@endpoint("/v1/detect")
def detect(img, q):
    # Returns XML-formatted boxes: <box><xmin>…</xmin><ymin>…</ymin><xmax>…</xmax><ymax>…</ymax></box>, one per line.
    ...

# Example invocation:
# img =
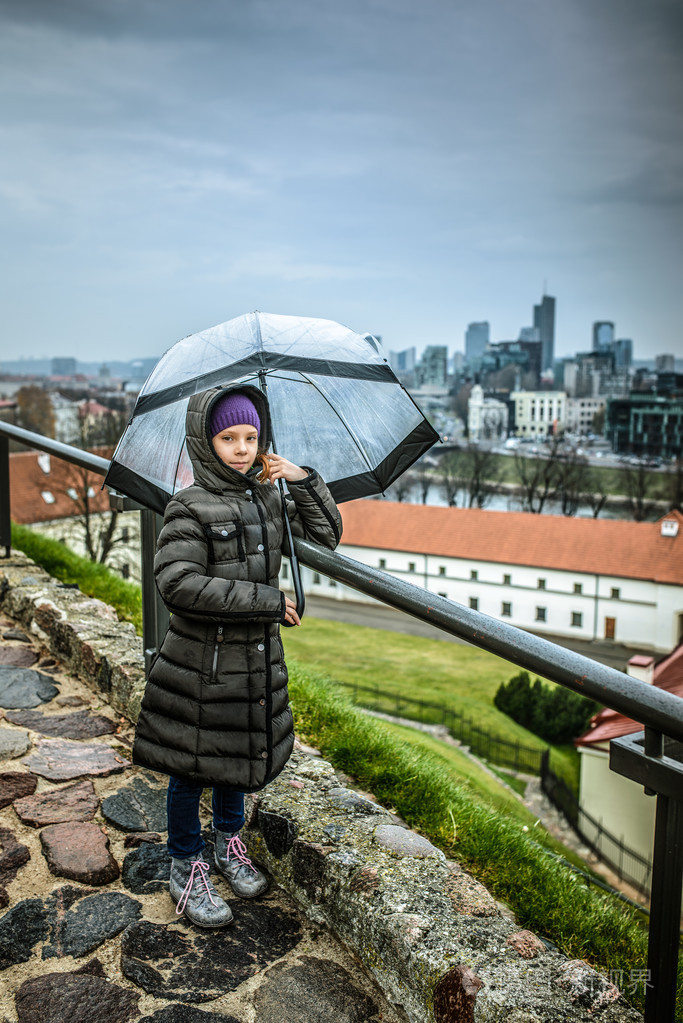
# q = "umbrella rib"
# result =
<box><xmin>296</xmin><ymin>372</ymin><xmax>375</xmax><ymax>474</ymax></box>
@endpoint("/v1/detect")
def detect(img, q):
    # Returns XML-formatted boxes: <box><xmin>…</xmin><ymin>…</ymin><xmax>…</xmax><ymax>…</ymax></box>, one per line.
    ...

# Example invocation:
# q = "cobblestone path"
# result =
<box><xmin>0</xmin><ymin>615</ymin><xmax>404</xmax><ymax>1023</ymax></box>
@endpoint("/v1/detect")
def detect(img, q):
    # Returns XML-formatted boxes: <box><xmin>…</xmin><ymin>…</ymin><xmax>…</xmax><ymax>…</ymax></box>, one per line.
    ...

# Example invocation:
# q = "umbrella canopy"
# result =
<box><xmin>105</xmin><ymin>312</ymin><xmax>439</xmax><ymax>514</ymax></box>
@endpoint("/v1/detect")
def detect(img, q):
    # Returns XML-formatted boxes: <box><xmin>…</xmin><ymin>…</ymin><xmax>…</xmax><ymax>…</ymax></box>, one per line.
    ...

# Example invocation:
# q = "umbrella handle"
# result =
<box><xmin>278</xmin><ymin>480</ymin><xmax>305</xmax><ymax>626</ymax></box>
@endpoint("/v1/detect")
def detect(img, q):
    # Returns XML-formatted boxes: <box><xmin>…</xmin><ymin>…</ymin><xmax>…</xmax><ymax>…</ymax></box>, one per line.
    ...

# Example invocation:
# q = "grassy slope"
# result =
<box><xmin>283</xmin><ymin>616</ymin><xmax>581</xmax><ymax>790</ymax></box>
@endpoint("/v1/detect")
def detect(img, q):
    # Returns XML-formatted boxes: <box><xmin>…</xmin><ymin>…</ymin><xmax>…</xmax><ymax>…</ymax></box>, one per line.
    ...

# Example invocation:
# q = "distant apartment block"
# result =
<box><xmin>655</xmin><ymin>353</ymin><xmax>675</xmax><ymax>374</ymax></box>
<box><xmin>51</xmin><ymin>357</ymin><xmax>77</xmax><ymax>377</ymax></box>
<box><xmin>607</xmin><ymin>393</ymin><xmax>683</xmax><ymax>458</ymax></box>
<box><xmin>303</xmin><ymin>502</ymin><xmax>683</xmax><ymax>653</ymax></box>
<box><xmin>465</xmin><ymin>321</ymin><xmax>489</xmax><ymax>361</ymax></box>
<box><xmin>566</xmin><ymin>397</ymin><xmax>606</xmax><ymax>436</ymax></box>
<box><xmin>510</xmin><ymin>390</ymin><xmax>566</xmax><ymax>438</ymax></box>
<box><xmin>612</xmin><ymin>338</ymin><xmax>633</xmax><ymax>370</ymax></box>
<box><xmin>388</xmin><ymin>347</ymin><xmax>416</xmax><ymax>375</ymax></box>
<box><xmin>417</xmin><ymin>345</ymin><xmax>448</xmax><ymax>387</ymax></box>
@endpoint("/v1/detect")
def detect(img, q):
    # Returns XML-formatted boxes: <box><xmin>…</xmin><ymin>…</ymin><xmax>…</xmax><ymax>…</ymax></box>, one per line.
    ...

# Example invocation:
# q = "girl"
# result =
<box><xmin>133</xmin><ymin>385</ymin><xmax>342</xmax><ymax>927</ymax></box>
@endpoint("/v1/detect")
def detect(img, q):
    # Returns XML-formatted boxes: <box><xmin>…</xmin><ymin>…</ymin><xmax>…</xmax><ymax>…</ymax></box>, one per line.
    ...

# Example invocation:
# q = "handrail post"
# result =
<box><xmin>140</xmin><ymin>508</ymin><xmax>168</xmax><ymax>676</ymax></box>
<box><xmin>0</xmin><ymin>434</ymin><xmax>10</xmax><ymax>557</ymax></box>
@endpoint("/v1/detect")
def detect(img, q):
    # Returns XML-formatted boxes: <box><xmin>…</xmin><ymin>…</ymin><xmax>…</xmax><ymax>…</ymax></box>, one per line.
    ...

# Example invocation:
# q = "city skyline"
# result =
<box><xmin>1</xmin><ymin>0</ymin><xmax>682</xmax><ymax>365</ymax></box>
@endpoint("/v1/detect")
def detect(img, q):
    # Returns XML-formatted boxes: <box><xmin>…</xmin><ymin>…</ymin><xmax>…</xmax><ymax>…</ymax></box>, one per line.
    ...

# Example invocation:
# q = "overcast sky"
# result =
<box><xmin>1</xmin><ymin>0</ymin><xmax>682</xmax><ymax>366</ymax></box>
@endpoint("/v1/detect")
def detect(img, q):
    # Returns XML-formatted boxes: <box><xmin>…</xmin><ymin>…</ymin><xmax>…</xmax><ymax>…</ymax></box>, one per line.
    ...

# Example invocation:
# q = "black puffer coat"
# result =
<box><xmin>132</xmin><ymin>385</ymin><xmax>342</xmax><ymax>791</ymax></box>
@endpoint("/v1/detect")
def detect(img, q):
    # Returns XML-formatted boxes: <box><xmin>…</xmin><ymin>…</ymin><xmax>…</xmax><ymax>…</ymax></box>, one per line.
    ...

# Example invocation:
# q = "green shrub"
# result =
<box><xmin>494</xmin><ymin>670</ymin><xmax>598</xmax><ymax>744</ymax></box>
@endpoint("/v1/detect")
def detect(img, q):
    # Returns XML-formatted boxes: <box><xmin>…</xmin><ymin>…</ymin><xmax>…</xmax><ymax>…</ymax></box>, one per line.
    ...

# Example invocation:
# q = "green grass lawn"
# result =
<box><xmin>283</xmin><ymin>616</ymin><xmax>581</xmax><ymax>789</ymax></box>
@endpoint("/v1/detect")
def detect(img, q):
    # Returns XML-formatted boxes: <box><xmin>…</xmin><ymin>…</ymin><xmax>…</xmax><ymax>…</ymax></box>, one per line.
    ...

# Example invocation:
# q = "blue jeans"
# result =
<box><xmin>166</xmin><ymin>775</ymin><xmax>245</xmax><ymax>860</ymax></box>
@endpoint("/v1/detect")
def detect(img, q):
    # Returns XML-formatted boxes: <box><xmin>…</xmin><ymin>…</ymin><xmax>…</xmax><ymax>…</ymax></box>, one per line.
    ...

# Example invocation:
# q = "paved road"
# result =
<box><xmin>302</xmin><ymin>595</ymin><xmax>637</xmax><ymax>671</ymax></box>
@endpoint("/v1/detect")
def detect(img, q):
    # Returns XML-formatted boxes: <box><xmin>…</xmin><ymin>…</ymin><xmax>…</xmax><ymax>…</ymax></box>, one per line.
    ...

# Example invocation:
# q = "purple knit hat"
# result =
<box><xmin>209</xmin><ymin>392</ymin><xmax>261</xmax><ymax>438</ymax></box>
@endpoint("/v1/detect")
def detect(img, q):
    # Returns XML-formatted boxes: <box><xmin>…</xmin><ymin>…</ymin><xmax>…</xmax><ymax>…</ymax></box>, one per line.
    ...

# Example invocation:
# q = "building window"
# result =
<box><xmin>573</xmin><ymin>582</ymin><xmax>582</xmax><ymax>594</ymax></box>
<box><xmin>121</xmin><ymin>564</ymin><xmax>129</xmax><ymax>579</ymax></box>
<box><xmin>121</xmin><ymin>527</ymin><xmax>129</xmax><ymax>543</ymax></box>
<box><xmin>571</xmin><ymin>612</ymin><xmax>582</xmax><ymax>627</ymax></box>
<box><xmin>470</xmin><ymin>569</ymin><xmax>478</xmax><ymax>580</ymax></box>
<box><xmin>312</xmin><ymin>572</ymin><xmax>321</xmax><ymax>584</ymax></box>
<box><xmin>503</xmin><ymin>573</ymin><xmax>511</xmax><ymax>585</ymax></box>
<box><xmin>379</xmin><ymin>558</ymin><xmax>386</xmax><ymax>569</ymax></box>
<box><xmin>329</xmin><ymin>579</ymin><xmax>337</xmax><ymax>588</ymax></box>
<box><xmin>537</xmin><ymin>578</ymin><xmax>546</xmax><ymax>590</ymax></box>
<box><xmin>501</xmin><ymin>602</ymin><xmax>512</xmax><ymax>617</ymax></box>
<box><xmin>611</xmin><ymin>587</ymin><xmax>620</xmax><ymax>599</ymax></box>
<box><xmin>469</xmin><ymin>597</ymin><xmax>478</xmax><ymax>610</ymax></box>
<box><xmin>535</xmin><ymin>607</ymin><xmax>546</xmax><ymax>622</ymax></box>
<box><xmin>408</xmin><ymin>562</ymin><xmax>416</xmax><ymax>573</ymax></box>
<box><xmin>439</xmin><ymin>566</ymin><xmax>446</xmax><ymax>576</ymax></box>
<box><xmin>281</xmin><ymin>563</ymin><xmax>289</xmax><ymax>579</ymax></box>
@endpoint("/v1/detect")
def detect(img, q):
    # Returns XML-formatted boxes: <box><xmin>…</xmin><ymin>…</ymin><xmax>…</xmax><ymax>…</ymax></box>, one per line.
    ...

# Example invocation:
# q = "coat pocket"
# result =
<box><xmin>204</xmin><ymin>521</ymin><xmax>246</xmax><ymax>564</ymax></box>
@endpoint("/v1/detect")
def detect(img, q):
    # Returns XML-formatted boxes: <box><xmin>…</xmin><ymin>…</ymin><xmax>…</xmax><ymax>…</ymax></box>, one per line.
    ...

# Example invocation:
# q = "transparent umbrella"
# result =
<box><xmin>105</xmin><ymin>311</ymin><xmax>439</xmax><ymax>514</ymax></box>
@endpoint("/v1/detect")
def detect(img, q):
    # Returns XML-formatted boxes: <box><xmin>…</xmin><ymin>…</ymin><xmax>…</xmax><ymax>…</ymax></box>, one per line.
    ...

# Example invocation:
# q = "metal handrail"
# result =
<box><xmin>1</xmin><ymin>419</ymin><xmax>681</xmax><ymax>1022</ymax></box>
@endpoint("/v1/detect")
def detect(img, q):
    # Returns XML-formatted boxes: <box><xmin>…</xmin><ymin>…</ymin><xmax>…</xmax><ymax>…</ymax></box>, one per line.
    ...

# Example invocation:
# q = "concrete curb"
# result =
<box><xmin>1</xmin><ymin>549</ymin><xmax>644</xmax><ymax>1023</ymax></box>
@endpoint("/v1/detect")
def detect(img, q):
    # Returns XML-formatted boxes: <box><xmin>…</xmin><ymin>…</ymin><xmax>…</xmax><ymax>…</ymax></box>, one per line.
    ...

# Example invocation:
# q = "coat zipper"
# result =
<box><xmin>211</xmin><ymin>625</ymin><xmax>224</xmax><ymax>682</ymax></box>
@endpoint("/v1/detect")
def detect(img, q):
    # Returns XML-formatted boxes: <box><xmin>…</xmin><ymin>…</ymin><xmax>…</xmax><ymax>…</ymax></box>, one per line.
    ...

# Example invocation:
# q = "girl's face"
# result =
<box><xmin>212</xmin><ymin>423</ymin><xmax>259</xmax><ymax>474</ymax></box>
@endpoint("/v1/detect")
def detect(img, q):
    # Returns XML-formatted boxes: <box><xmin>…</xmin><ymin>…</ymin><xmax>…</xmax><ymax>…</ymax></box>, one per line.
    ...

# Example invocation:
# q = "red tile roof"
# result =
<box><xmin>575</xmin><ymin>644</ymin><xmax>683</xmax><ymax>747</ymax></box>
<box><xmin>9</xmin><ymin>450</ymin><xmax>111</xmax><ymax>525</ymax></box>
<box><xmin>338</xmin><ymin>500</ymin><xmax>683</xmax><ymax>585</ymax></box>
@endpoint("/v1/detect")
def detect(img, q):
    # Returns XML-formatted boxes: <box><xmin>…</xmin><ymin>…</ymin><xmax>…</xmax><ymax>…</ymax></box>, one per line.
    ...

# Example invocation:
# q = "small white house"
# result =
<box><xmin>467</xmin><ymin>384</ymin><xmax>508</xmax><ymax>443</ymax></box>
<box><xmin>575</xmin><ymin>647</ymin><xmax>683</xmax><ymax>876</ymax></box>
<box><xmin>303</xmin><ymin>501</ymin><xmax>683</xmax><ymax>654</ymax></box>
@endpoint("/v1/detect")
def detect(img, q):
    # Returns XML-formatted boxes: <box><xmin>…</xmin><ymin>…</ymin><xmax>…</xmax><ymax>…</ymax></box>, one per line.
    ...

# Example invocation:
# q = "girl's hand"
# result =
<box><xmin>283</xmin><ymin>595</ymin><xmax>301</xmax><ymax>626</ymax></box>
<box><xmin>267</xmin><ymin>454</ymin><xmax>307</xmax><ymax>484</ymax></box>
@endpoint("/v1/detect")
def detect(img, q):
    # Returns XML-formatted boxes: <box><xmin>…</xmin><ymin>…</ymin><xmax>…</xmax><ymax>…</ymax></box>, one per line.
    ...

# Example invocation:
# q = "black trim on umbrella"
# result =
<box><xmin>104</xmin><ymin>460</ymin><xmax>171</xmax><ymax>516</ymax></box>
<box><xmin>329</xmin><ymin>419</ymin><xmax>441</xmax><ymax>504</ymax></box>
<box><xmin>105</xmin><ymin>417</ymin><xmax>440</xmax><ymax>514</ymax></box>
<box><xmin>134</xmin><ymin>354</ymin><xmax>395</xmax><ymax>417</ymax></box>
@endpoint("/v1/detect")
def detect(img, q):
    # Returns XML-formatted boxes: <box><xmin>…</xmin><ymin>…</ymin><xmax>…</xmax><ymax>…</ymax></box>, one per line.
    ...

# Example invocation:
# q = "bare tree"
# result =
<box><xmin>451</xmin><ymin>383</ymin><xmax>472</xmax><ymax>434</ymax></box>
<box><xmin>387</xmin><ymin>474</ymin><xmax>414</xmax><ymax>503</ymax></box>
<box><xmin>439</xmin><ymin>454</ymin><xmax>462</xmax><ymax>507</ymax></box>
<box><xmin>413</xmin><ymin>465</ymin><xmax>434</xmax><ymax>504</ymax></box>
<box><xmin>438</xmin><ymin>445</ymin><xmax>500</xmax><ymax>508</ymax></box>
<box><xmin>581</xmin><ymin>470</ymin><xmax>609</xmax><ymax>519</ymax></box>
<box><xmin>662</xmin><ymin>458</ymin><xmax>683</xmax><ymax>513</ymax></box>
<box><xmin>460</xmin><ymin>444</ymin><xmax>500</xmax><ymax>508</ymax></box>
<box><xmin>53</xmin><ymin>408</ymin><xmax>128</xmax><ymax>566</ymax></box>
<box><xmin>620</xmin><ymin>462</ymin><xmax>659</xmax><ymax>522</ymax></box>
<box><xmin>554</xmin><ymin>443</ymin><xmax>589</xmax><ymax>516</ymax></box>
<box><xmin>513</xmin><ymin>436</ymin><xmax>563</xmax><ymax>514</ymax></box>
<box><xmin>15</xmin><ymin>386</ymin><xmax>55</xmax><ymax>438</ymax></box>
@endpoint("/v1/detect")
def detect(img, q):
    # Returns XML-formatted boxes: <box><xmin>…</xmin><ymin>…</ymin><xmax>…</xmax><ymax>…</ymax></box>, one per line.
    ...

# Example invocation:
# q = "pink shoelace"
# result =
<box><xmin>175</xmin><ymin>858</ymin><xmax>219</xmax><ymax>915</ymax></box>
<box><xmin>225</xmin><ymin>834</ymin><xmax>258</xmax><ymax>874</ymax></box>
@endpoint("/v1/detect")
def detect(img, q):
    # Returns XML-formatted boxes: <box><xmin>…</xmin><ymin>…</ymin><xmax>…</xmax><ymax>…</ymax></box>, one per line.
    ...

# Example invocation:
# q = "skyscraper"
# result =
<box><xmin>592</xmin><ymin>322</ymin><xmax>615</xmax><ymax>352</ymax></box>
<box><xmin>533</xmin><ymin>295</ymin><xmax>555</xmax><ymax>372</ymax></box>
<box><xmin>612</xmin><ymin>339</ymin><xmax>633</xmax><ymax>370</ymax></box>
<box><xmin>465</xmin><ymin>321</ymin><xmax>489</xmax><ymax>361</ymax></box>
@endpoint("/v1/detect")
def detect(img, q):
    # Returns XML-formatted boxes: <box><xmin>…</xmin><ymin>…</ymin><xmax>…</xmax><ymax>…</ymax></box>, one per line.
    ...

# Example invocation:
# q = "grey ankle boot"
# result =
<box><xmin>169</xmin><ymin>854</ymin><xmax>233</xmax><ymax>928</ymax></box>
<box><xmin>214</xmin><ymin>829</ymin><xmax>268</xmax><ymax>899</ymax></box>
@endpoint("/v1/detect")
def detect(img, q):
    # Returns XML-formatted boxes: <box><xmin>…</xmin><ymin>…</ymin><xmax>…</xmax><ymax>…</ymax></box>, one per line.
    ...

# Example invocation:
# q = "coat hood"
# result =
<box><xmin>185</xmin><ymin>385</ymin><xmax>272</xmax><ymax>492</ymax></box>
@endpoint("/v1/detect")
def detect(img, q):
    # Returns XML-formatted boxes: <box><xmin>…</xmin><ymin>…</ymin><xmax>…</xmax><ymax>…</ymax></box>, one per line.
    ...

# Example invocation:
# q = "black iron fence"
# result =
<box><xmin>540</xmin><ymin>750</ymin><xmax>653</xmax><ymax>898</ymax></box>
<box><xmin>1</xmin><ymin>420</ymin><xmax>682</xmax><ymax>1023</ymax></box>
<box><xmin>334</xmin><ymin>679</ymin><xmax>543</xmax><ymax>774</ymax></box>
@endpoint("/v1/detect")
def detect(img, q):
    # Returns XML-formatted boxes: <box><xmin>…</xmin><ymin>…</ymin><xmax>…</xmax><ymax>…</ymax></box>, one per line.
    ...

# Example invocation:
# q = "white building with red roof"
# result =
<box><xmin>575</xmin><ymin>646</ymin><xmax>683</xmax><ymax>865</ymax></box>
<box><xmin>320</xmin><ymin>501</ymin><xmax>683</xmax><ymax>653</ymax></box>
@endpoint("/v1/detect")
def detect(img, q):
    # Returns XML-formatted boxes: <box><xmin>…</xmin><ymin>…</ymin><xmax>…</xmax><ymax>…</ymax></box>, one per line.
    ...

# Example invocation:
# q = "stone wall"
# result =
<box><xmin>0</xmin><ymin>550</ymin><xmax>644</xmax><ymax>1023</ymax></box>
